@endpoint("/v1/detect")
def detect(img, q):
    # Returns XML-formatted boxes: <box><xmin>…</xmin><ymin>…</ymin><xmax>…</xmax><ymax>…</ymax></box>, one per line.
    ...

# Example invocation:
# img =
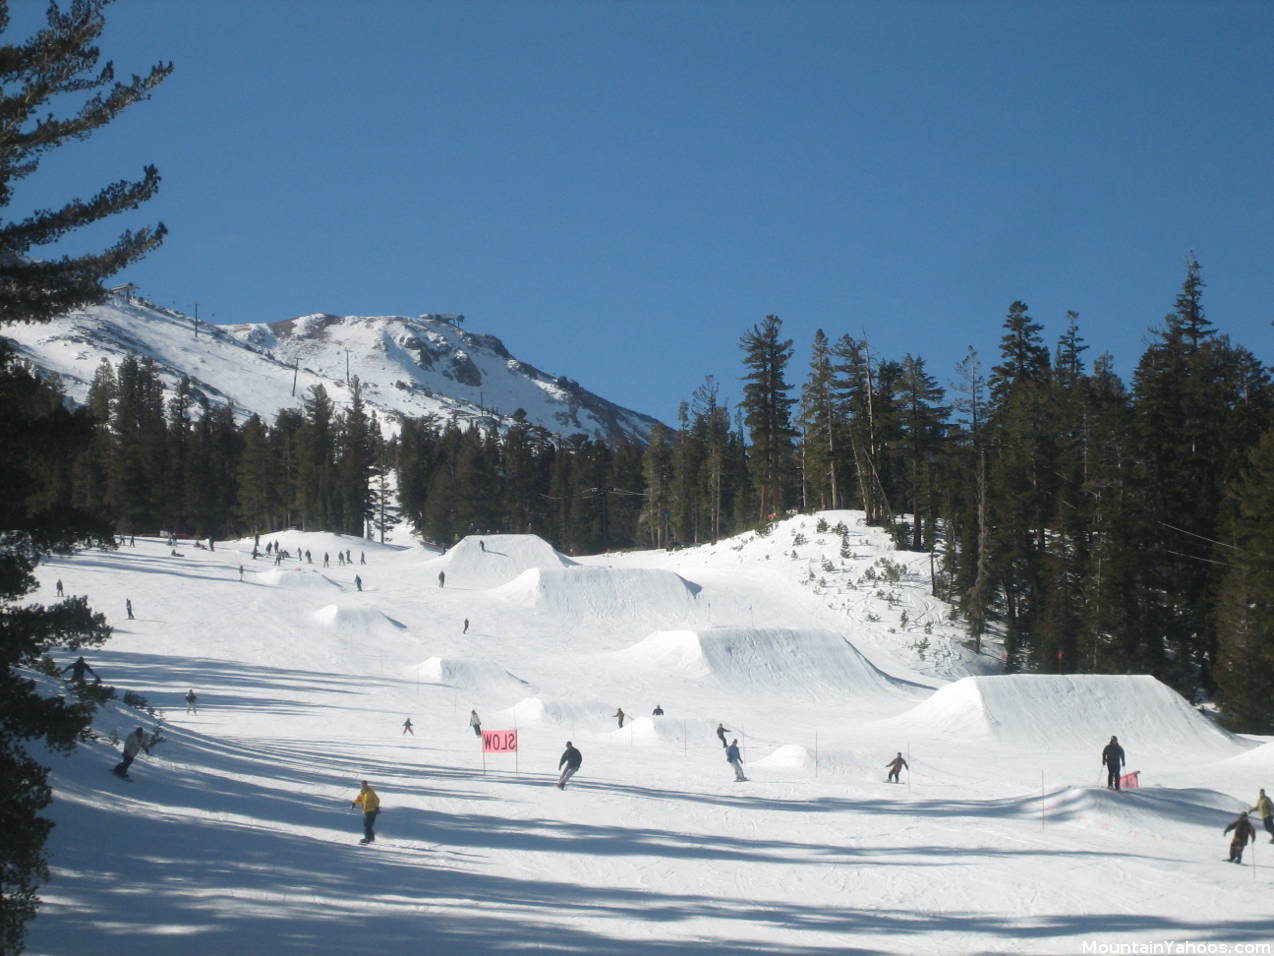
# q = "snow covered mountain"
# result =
<box><xmin>0</xmin><ymin>294</ymin><xmax>662</xmax><ymax>441</ymax></box>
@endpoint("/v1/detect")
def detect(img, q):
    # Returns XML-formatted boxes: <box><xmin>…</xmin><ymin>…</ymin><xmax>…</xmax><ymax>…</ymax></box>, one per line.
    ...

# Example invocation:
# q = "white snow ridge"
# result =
<box><xmin>24</xmin><ymin>518</ymin><xmax>1274</xmax><ymax>955</ymax></box>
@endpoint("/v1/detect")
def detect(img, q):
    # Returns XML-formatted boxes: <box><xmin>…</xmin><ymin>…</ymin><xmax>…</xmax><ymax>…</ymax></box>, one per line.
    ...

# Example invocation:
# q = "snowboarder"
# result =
<box><xmin>469</xmin><ymin>710</ymin><xmax>482</xmax><ymax>737</ymax></box>
<box><xmin>402</xmin><ymin>717</ymin><xmax>414</xmax><ymax>736</ymax></box>
<box><xmin>238</xmin><ymin>564</ymin><xmax>244</xmax><ymax>581</ymax></box>
<box><xmin>61</xmin><ymin>656</ymin><xmax>99</xmax><ymax>684</ymax></box>
<box><xmin>355</xmin><ymin>575</ymin><xmax>362</xmax><ymax>592</ymax></box>
<box><xmin>323</xmin><ymin>552</ymin><xmax>329</xmax><ymax>567</ymax></box>
<box><xmin>345</xmin><ymin>549</ymin><xmax>352</xmax><ymax>565</ymax></box>
<box><xmin>338</xmin><ymin>552</ymin><xmax>345</xmax><ymax>566</ymax></box>
<box><xmin>1224</xmin><ymin>811</ymin><xmax>1256</xmax><ymax>863</ymax></box>
<box><xmin>1101</xmin><ymin>736</ymin><xmax>1126</xmax><ymax>790</ymax></box>
<box><xmin>479</xmin><ymin>540</ymin><xmax>485</xmax><ymax>552</ymax></box>
<box><xmin>886</xmin><ymin>752</ymin><xmax>908</xmax><ymax>783</ymax></box>
<box><xmin>726</xmin><ymin>738</ymin><xmax>747</xmax><ymax>781</ymax></box>
<box><xmin>652</xmin><ymin>704</ymin><xmax>664</xmax><ymax>716</ymax></box>
<box><xmin>126</xmin><ymin>598</ymin><xmax>134</xmax><ymax>620</ymax></box>
<box><xmin>305</xmin><ymin>549</ymin><xmax>312</xmax><ymax>564</ymax></box>
<box><xmin>1251</xmin><ymin>789</ymin><xmax>1273</xmax><ymax>842</ymax></box>
<box><xmin>463</xmin><ymin>618</ymin><xmax>469</xmax><ymax>634</ymax></box>
<box><xmin>351</xmin><ymin>780</ymin><xmax>381</xmax><ymax>844</ymax></box>
<box><xmin>715</xmin><ymin>723</ymin><xmax>730</xmax><ymax>748</ymax></box>
<box><xmin>557</xmin><ymin>741</ymin><xmax>582</xmax><ymax>789</ymax></box>
<box><xmin>438</xmin><ymin>570</ymin><xmax>445</xmax><ymax>588</ymax></box>
<box><xmin>185</xmin><ymin>689</ymin><xmax>198</xmax><ymax>714</ymax></box>
<box><xmin>55</xmin><ymin>578</ymin><xmax>63</xmax><ymax>597</ymax></box>
<box><xmin>113</xmin><ymin>727</ymin><xmax>150</xmax><ymax>779</ymax></box>
<box><xmin>360</xmin><ymin>551</ymin><xmax>366</xmax><ymax>565</ymax></box>
<box><xmin>612</xmin><ymin>708</ymin><xmax>625</xmax><ymax>729</ymax></box>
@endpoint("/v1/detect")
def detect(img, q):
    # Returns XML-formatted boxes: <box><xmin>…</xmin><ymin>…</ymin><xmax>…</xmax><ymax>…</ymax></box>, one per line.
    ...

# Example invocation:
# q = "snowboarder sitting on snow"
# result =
<box><xmin>352</xmin><ymin>780</ymin><xmax>380</xmax><ymax>844</ymax></box>
<box><xmin>61</xmin><ymin>656</ymin><xmax>99</xmax><ymax>684</ymax></box>
<box><xmin>886</xmin><ymin>752</ymin><xmax>908</xmax><ymax>783</ymax></box>
<box><xmin>726</xmin><ymin>739</ymin><xmax>747</xmax><ymax>781</ymax></box>
<box><xmin>1101</xmin><ymin>735</ymin><xmax>1126</xmax><ymax>790</ymax></box>
<box><xmin>1251</xmin><ymin>789</ymin><xmax>1273</xmax><ymax>842</ymax></box>
<box><xmin>557</xmin><ymin>741</ymin><xmax>582</xmax><ymax>789</ymax></box>
<box><xmin>469</xmin><ymin>710</ymin><xmax>482</xmax><ymax>737</ymax></box>
<box><xmin>612</xmin><ymin>708</ymin><xmax>625</xmax><ymax>728</ymax></box>
<box><xmin>113</xmin><ymin>727</ymin><xmax>150</xmax><ymax>779</ymax></box>
<box><xmin>1224</xmin><ymin>811</ymin><xmax>1255</xmax><ymax>863</ymax></box>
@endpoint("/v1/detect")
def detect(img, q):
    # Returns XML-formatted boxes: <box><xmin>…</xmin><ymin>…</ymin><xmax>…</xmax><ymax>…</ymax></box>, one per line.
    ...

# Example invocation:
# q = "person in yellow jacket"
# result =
<box><xmin>351</xmin><ymin>780</ymin><xmax>380</xmax><ymax>844</ymax></box>
<box><xmin>1251</xmin><ymin>788</ymin><xmax>1273</xmax><ymax>843</ymax></box>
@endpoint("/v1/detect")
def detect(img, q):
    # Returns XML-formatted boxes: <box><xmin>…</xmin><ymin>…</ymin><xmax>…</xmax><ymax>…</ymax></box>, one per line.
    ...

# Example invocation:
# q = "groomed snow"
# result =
<box><xmin>23</xmin><ymin>515</ymin><xmax>1274</xmax><ymax>955</ymax></box>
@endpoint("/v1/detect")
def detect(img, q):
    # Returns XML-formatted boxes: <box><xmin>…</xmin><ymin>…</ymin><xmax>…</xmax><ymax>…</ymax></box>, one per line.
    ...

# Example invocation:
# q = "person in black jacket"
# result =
<box><xmin>557</xmin><ymin>741</ymin><xmax>582</xmax><ymax>789</ymax></box>
<box><xmin>1101</xmin><ymin>736</ymin><xmax>1126</xmax><ymax>790</ymax></box>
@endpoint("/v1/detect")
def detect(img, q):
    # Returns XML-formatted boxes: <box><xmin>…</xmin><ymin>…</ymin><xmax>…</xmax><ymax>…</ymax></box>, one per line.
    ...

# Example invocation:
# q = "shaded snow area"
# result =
<box><xmin>25</xmin><ymin>513</ymin><xmax>1274</xmax><ymax>954</ymax></box>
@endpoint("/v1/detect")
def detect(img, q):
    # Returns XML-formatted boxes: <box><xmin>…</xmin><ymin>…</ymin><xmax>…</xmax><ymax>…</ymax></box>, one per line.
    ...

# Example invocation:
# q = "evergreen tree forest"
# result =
<box><xmin>21</xmin><ymin>254</ymin><xmax>1271</xmax><ymax>731</ymax></box>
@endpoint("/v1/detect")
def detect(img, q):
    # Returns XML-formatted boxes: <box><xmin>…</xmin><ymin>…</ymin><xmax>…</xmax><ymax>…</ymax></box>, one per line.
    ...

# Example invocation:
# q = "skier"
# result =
<box><xmin>612</xmin><ymin>708</ymin><xmax>625</xmax><ymax>729</ymax></box>
<box><xmin>886</xmin><ymin>752</ymin><xmax>908</xmax><ymax>783</ymax></box>
<box><xmin>438</xmin><ymin>570</ymin><xmax>445</xmax><ymax>588</ymax></box>
<box><xmin>1251</xmin><ymin>788</ymin><xmax>1274</xmax><ymax>842</ymax></box>
<box><xmin>56</xmin><ymin>578</ymin><xmax>63</xmax><ymax>597</ymax></box>
<box><xmin>652</xmin><ymin>704</ymin><xmax>664</xmax><ymax>716</ymax></box>
<box><xmin>463</xmin><ymin>618</ymin><xmax>469</xmax><ymax>634</ymax></box>
<box><xmin>61</xmin><ymin>656</ymin><xmax>99</xmax><ymax>684</ymax></box>
<box><xmin>338</xmin><ymin>552</ymin><xmax>345</xmax><ymax>566</ymax></box>
<box><xmin>1101</xmin><ymin>735</ymin><xmax>1126</xmax><ymax>790</ymax></box>
<box><xmin>305</xmin><ymin>549</ymin><xmax>312</xmax><ymax>564</ymax></box>
<box><xmin>355</xmin><ymin>575</ymin><xmax>362</xmax><ymax>592</ymax></box>
<box><xmin>479</xmin><ymin>540</ymin><xmax>485</xmax><ymax>552</ymax></box>
<box><xmin>402</xmin><ymin>717</ymin><xmax>414</xmax><ymax>736</ymax></box>
<box><xmin>238</xmin><ymin>564</ymin><xmax>244</xmax><ymax>581</ymax></box>
<box><xmin>126</xmin><ymin>598</ymin><xmax>134</xmax><ymax>620</ymax></box>
<box><xmin>469</xmin><ymin>710</ymin><xmax>482</xmax><ymax>737</ymax></box>
<box><xmin>1224</xmin><ymin>811</ymin><xmax>1256</xmax><ymax>863</ymax></box>
<box><xmin>360</xmin><ymin>551</ymin><xmax>366</xmax><ymax>565</ymax></box>
<box><xmin>726</xmin><ymin>738</ymin><xmax>747</xmax><ymax>782</ymax></box>
<box><xmin>185</xmin><ymin>689</ymin><xmax>198</xmax><ymax>714</ymax></box>
<box><xmin>323</xmin><ymin>552</ymin><xmax>329</xmax><ymax>567</ymax></box>
<box><xmin>113</xmin><ymin>726</ymin><xmax>150</xmax><ymax>779</ymax></box>
<box><xmin>557</xmin><ymin>741</ymin><xmax>582</xmax><ymax>789</ymax></box>
<box><xmin>351</xmin><ymin>780</ymin><xmax>381</xmax><ymax>844</ymax></box>
<box><xmin>715</xmin><ymin>723</ymin><xmax>730</xmax><ymax>748</ymax></box>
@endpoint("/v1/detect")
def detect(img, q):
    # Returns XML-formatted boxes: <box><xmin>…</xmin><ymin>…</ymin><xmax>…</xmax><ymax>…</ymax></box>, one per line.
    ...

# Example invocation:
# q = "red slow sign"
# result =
<box><xmin>482</xmin><ymin>730</ymin><xmax>518</xmax><ymax>753</ymax></box>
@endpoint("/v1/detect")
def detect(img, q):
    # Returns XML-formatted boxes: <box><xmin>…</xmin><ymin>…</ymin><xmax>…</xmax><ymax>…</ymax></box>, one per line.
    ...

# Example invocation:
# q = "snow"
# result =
<box><xmin>22</xmin><ymin>513</ymin><xmax>1274</xmax><ymax>954</ymax></box>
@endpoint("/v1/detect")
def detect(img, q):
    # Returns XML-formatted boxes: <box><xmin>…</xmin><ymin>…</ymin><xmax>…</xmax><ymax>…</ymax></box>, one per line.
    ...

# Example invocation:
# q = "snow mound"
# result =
<box><xmin>503</xmin><ymin>696</ymin><xmax>616</xmax><ymax>727</ymax></box>
<box><xmin>1046</xmin><ymin>785</ymin><xmax>1248</xmax><ymax>833</ymax></box>
<box><xmin>895</xmin><ymin>674</ymin><xmax>1249</xmax><ymax>754</ymax></box>
<box><xmin>416</xmin><ymin>657</ymin><xmax>531</xmax><ymax>694</ymax></box>
<box><xmin>424</xmin><ymin>534</ymin><xmax>576</xmax><ymax>589</ymax></box>
<box><xmin>753</xmin><ymin>744</ymin><xmax>814</xmax><ymax>771</ymax></box>
<box><xmin>257</xmin><ymin>567</ymin><xmax>340</xmax><ymax>589</ymax></box>
<box><xmin>494</xmin><ymin>566</ymin><xmax>702</xmax><ymax>624</ymax></box>
<box><xmin>312</xmin><ymin>604</ymin><xmax>407</xmax><ymax>637</ymax></box>
<box><xmin>616</xmin><ymin>628</ymin><xmax>927</xmax><ymax>704</ymax></box>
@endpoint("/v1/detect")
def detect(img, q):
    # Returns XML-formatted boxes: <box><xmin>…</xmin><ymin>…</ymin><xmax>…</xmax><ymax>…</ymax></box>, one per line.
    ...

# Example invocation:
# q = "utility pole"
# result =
<box><xmin>291</xmin><ymin>358</ymin><xmax>299</xmax><ymax>397</ymax></box>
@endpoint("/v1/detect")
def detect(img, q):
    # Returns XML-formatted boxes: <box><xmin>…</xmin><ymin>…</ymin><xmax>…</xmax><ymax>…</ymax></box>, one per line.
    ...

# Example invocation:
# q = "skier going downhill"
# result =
<box><xmin>352</xmin><ymin>780</ymin><xmax>380</xmax><ymax>844</ymax></box>
<box><xmin>557</xmin><ymin>741</ymin><xmax>582</xmax><ymax>789</ymax></box>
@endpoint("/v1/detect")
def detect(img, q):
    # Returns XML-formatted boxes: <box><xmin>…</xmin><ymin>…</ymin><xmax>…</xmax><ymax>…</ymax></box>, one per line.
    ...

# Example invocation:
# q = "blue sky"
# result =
<box><xmin>13</xmin><ymin>0</ymin><xmax>1273</xmax><ymax>424</ymax></box>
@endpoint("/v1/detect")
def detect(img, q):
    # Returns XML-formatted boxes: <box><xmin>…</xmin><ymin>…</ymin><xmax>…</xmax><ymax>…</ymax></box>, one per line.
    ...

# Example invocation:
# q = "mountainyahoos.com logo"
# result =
<box><xmin>1082</xmin><ymin>943</ymin><xmax>1271</xmax><ymax>955</ymax></box>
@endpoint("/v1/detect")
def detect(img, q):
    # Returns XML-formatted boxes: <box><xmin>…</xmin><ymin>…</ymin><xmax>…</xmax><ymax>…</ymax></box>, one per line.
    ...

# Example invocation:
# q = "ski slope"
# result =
<box><xmin>22</xmin><ymin>513</ymin><xmax>1274</xmax><ymax>954</ymax></box>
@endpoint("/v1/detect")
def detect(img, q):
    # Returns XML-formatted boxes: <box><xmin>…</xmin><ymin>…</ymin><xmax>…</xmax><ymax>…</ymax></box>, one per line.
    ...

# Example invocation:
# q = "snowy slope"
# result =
<box><xmin>21</xmin><ymin>513</ymin><xmax>1274</xmax><ymax>955</ymax></box>
<box><xmin>1</xmin><ymin>296</ymin><xmax>661</xmax><ymax>441</ymax></box>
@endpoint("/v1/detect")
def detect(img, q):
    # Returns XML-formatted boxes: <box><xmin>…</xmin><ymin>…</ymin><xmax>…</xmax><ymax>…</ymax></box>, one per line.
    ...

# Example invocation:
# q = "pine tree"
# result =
<box><xmin>895</xmin><ymin>354</ymin><xmax>947</xmax><ymax>551</ymax></box>
<box><xmin>800</xmin><ymin>330</ymin><xmax>842</xmax><ymax>511</ymax></box>
<box><xmin>0</xmin><ymin>6</ymin><xmax>170</xmax><ymax>945</ymax></box>
<box><xmin>738</xmin><ymin>315</ymin><xmax>797</xmax><ymax>522</ymax></box>
<box><xmin>1213</xmin><ymin>428</ymin><xmax>1274</xmax><ymax>731</ymax></box>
